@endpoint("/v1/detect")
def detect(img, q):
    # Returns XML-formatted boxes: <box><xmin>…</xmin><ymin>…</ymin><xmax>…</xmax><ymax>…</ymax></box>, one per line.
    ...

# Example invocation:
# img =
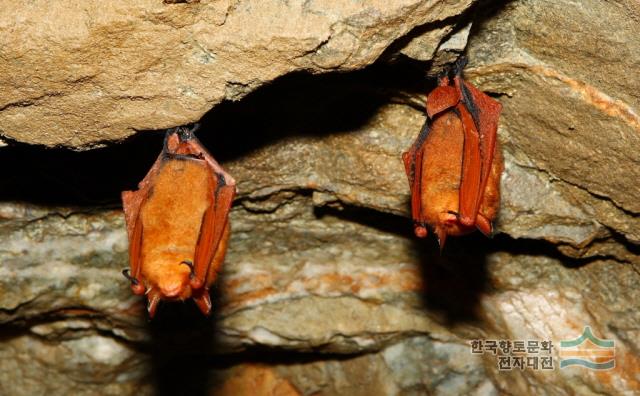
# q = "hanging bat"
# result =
<box><xmin>402</xmin><ymin>56</ymin><xmax>503</xmax><ymax>249</ymax></box>
<box><xmin>121</xmin><ymin>124</ymin><xmax>236</xmax><ymax>317</ymax></box>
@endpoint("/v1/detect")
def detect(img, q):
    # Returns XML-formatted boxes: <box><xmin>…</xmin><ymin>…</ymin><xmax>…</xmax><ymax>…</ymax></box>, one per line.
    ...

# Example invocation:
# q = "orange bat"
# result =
<box><xmin>402</xmin><ymin>57</ymin><xmax>503</xmax><ymax>249</ymax></box>
<box><xmin>121</xmin><ymin>124</ymin><xmax>236</xmax><ymax>317</ymax></box>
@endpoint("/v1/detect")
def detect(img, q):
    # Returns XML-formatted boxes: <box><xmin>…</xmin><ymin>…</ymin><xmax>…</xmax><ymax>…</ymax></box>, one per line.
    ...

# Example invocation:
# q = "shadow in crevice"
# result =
<box><xmin>414</xmin><ymin>229</ymin><xmax>630</xmax><ymax>323</ymax></box>
<box><xmin>414</xmin><ymin>229</ymin><xmax>637</xmax><ymax>322</ymax></box>
<box><xmin>312</xmin><ymin>203</ymin><xmax>490</xmax><ymax>324</ymax></box>
<box><xmin>195</xmin><ymin>60</ymin><xmax>430</xmax><ymax>163</ymax></box>
<box><xmin>311</xmin><ymin>200</ymin><xmax>487</xmax><ymax>320</ymax></box>
<box><xmin>414</xmin><ymin>233</ymin><xmax>490</xmax><ymax>324</ymax></box>
<box><xmin>145</xmin><ymin>284</ymin><xmax>225</xmax><ymax>396</ymax></box>
<box><xmin>0</xmin><ymin>132</ymin><xmax>163</xmax><ymax>206</ymax></box>
<box><xmin>0</xmin><ymin>58</ymin><xmax>430</xmax><ymax>207</ymax></box>
<box><xmin>606</xmin><ymin>230</ymin><xmax>640</xmax><ymax>259</ymax></box>
<box><xmin>310</xmin><ymin>202</ymin><xmax>625</xmax><ymax>325</ymax></box>
<box><xmin>313</xmin><ymin>204</ymin><xmax>413</xmax><ymax>239</ymax></box>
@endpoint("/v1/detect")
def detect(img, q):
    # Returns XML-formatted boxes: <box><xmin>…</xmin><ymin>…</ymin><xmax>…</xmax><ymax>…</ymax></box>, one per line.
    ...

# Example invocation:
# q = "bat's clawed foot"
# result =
<box><xmin>180</xmin><ymin>260</ymin><xmax>195</xmax><ymax>278</ymax></box>
<box><xmin>437</xmin><ymin>67</ymin><xmax>451</xmax><ymax>86</ymax></box>
<box><xmin>434</xmin><ymin>226</ymin><xmax>448</xmax><ymax>253</ymax></box>
<box><xmin>476</xmin><ymin>214</ymin><xmax>494</xmax><ymax>237</ymax></box>
<box><xmin>413</xmin><ymin>221</ymin><xmax>428</xmax><ymax>238</ymax></box>
<box><xmin>437</xmin><ymin>56</ymin><xmax>467</xmax><ymax>86</ymax></box>
<box><xmin>147</xmin><ymin>292</ymin><xmax>161</xmax><ymax>318</ymax></box>
<box><xmin>193</xmin><ymin>290</ymin><xmax>212</xmax><ymax>316</ymax></box>
<box><xmin>123</xmin><ymin>269</ymin><xmax>145</xmax><ymax>295</ymax></box>
<box><xmin>122</xmin><ymin>269</ymin><xmax>138</xmax><ymax>285</ymax></box>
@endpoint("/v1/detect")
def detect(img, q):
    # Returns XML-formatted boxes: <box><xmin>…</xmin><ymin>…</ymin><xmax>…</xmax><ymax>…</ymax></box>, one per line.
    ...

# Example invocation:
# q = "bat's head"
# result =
<box><xmin>143</xmin><ymin>258</ymin><xmax>193</xmax><ymax>317</ymax></box>
<box><xmin>157</xmin><ymin>265</ymin><xmax>192</xmax><ymax>296</ymax></box>
<box><xmin>175</xmin><ymin>124</ymin><xmax>197</xmax><ymax>141</ymax></box>
<box><xmin>164</xmin><ymin>123</ymin><xmax>202</xmax><ymax>155</ymax></box>
<box><xmin>433</xmin><ymin>212</ymin><xmax>467</xmax><ymax>251</ymax></box>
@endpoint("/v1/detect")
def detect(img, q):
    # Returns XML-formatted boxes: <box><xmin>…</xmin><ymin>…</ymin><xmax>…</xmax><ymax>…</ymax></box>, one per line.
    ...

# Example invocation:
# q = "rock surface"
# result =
<box><xmin>465</xmin><ymin>0</ymin><xmax>640</xmax><ymax>244</ymax></box>
<box><xmin>1</xmin><ymin>0</ymin><xmax>640</xmax><ymax>396</ymax></box>
<box><xmin>0</xmin><ymin>0</ymin><xmax>474</xmax><ymax>147</ymax></box>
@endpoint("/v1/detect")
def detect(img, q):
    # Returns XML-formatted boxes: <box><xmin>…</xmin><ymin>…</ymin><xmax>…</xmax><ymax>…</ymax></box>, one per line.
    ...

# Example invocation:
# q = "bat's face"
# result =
<box><xmin>142</xmin><ymin>256</ymin><xmax>194</xmax><ymax>316</ymax></box>
<box><xmin>142</xmin><ymin>252</ymin><xmax>193</xmax><ymax>300</ymax></box>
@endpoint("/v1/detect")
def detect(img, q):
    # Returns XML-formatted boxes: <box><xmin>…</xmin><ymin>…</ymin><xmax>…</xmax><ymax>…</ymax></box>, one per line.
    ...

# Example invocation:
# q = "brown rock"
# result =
<box><xmin>466</xmin><ymin>0</ymin><xmax>640</xmax><ymax>242</ymax></box>
<box><xmin>2</xmin><ymin>192</ymin><xmax>639</xmax><ymax>395</ymax></box>
<box><xmin>0</xmin><ymin>333</ymin><xmax>149</xmax><ymax>396</ymax></box>
<box><xmin>216</xmin><ymin>365</ymin><xmax>301</xmax><ymax>396</ymax></box>
<box><xmin>0</xmin><ymin>0</ymin><xmax>475</xmax><ymax>147</ymax></box>
<box><xmin>212</xmin><ymin>336</ymin><xmax>491</xmax><ymax>395</ymax></box>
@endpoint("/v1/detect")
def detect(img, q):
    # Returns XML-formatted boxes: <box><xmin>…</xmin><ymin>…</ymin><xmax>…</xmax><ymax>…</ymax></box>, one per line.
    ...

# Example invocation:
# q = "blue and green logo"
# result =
<box><xmin>559</xmin><ymin>326</ymin><xmax>615</xmax><ymax>370</ymax></box>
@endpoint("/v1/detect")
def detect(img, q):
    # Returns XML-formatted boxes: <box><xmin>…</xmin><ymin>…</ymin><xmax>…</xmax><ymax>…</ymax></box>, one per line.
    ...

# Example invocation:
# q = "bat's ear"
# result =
<box><xmin>164</xmin><ymin>126</ymin><xmax>179</xmax><ymax>137</ymax></box>
<box><xmin>189</xmin><ymin>123</ymin><xmax>200</xmax><ymax>134</ymax></box>
<box><xmin>147</xmin><ymin>292</ymin><xmax>161</xmax><ymax>318</ymax></box>
<box><xmin>435</xmin><ymin>226</ymin><xmax>447</xmax><ymax>252</ymax></box>
<box><xmin>163</xmin><ymin>127</ymin><xmax>178</xmax><ymax>151</ymax></box>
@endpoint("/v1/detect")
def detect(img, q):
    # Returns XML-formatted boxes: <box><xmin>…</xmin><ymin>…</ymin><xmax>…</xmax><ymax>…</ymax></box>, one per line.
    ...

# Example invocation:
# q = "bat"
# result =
<box><xmin>121</xmin><ymin>124</ymin><xmax>236</xmax><ymax>317</ymax></box>
<box><xmin>402</xmin><ymin>56</ymin><xmax>503</xmax><ymax>249</ymax></box>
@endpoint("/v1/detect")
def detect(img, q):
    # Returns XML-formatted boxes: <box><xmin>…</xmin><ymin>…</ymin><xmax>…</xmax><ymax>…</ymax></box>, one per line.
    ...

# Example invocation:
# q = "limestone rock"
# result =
<box><xmin>0</xmin><ymin>334</ymin><xmax>150</xmax><ymax>396</ymax></box>
<box><xmin>465</xmin><ymin>0</ymin><xmax>640</xmax><ymax>243</ymax></box>
<box><xmin>2</xmin><ymin>197</ymin><xmax>638</xmax><ymax>395</ymax></box>
<box><xmin>224</xmin><ymin>99</ymin><xmax>609</xmax><ymax>249</ymax></box>
<box><xmin>211</xmin><ymin>336</ymin><xmax>491</xmax><ymax>395</ymax></box>
<box><xmin>0</xmin><ymin>0</ymin><xmax>475</xmax><ymax>147</ymax></box>
<box><xmin>216</xmin><ymin>365</ymin><xmax>301</xmax><ymax>396</ymax></box>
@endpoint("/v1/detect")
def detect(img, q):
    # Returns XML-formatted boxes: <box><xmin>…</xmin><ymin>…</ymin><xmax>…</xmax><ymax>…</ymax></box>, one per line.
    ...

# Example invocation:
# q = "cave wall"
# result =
<box><xmin>1</xmin><ymin>1</ymin><xmax>639</xmax><ymax>395</ymax></box>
